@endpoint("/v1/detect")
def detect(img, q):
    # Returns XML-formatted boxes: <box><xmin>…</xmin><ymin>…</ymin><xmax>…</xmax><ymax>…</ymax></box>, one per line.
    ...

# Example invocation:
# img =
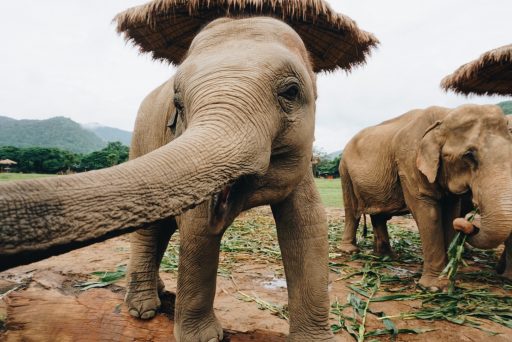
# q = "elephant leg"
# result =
<box><xmin>497</xmin><ymin>234</ymin><xmax>512</xmax><ymax>280</ymax></box>
<box><xmin>340</xmin><ymin>209</ymin><xmax>361</xmax><ymax>254</ymax></box>
<box><xmin>402</xmin><ymin>188</ymin><xmax>448</xmax><ymax>291</ymax></box>
<box><xmin>271</xmin><ymin>173</ymin><xmax>334</xmax><ymax>341</ymax></box>
<box><xmin>340</xmin><ymin>170</ymin><xmax>361</xmax><ymax>254</ymax></box>
<box><xmin>370</xmin><ymin>214</ymin><xmax>393</xmax><ymax>256</ymax></box>
<box><xmin>126</xmin><ymin>218</ymin><xmax>176</xmax><ymax>319</ymax></box>
<box><xmin>174</xmin><ymin>203</ymin><xmax>224</xmax><ymax>342</ymax></box>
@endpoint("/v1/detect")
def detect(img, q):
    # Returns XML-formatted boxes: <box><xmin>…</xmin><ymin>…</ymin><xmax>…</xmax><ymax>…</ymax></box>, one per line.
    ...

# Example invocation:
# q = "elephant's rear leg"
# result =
<box><xmin>497</xmin><ymin>234</ymin><xmax>512</xmax><ymax>280</ymax></box>
<box><xmin>370</xmin><ymin>214</ymin><xmax>393</xmax><ymax>256</ymax></box>
<box><xmin>340</xmin><ymin>209</ymin><xmax>361</xmax><ymax>254</ymax></box>
<box><xmin>126</xmin><ymin>219</ymin><xmax>176</xmax><ymax>319</ymax></box>
<box><xmin>340</xmin><ymin>164</ymin><xmax>361</xmax><ymax>254</ymax></box>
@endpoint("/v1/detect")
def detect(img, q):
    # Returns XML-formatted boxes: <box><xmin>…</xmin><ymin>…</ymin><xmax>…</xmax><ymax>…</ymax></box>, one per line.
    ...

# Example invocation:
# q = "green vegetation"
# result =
<box><xmin>497</xmin><ymin>100</ymin><xmax>512</xmax><ymax>115</ymax></box>
<box><xmin>77</xmin><ymin>142</ymin><xmax>129</xmax><ymax>171</ymax></box>
<box><xmin>315</xmin><ymin>178</ymin><xmax>343</xmax><ymax>207</ymax></box>
<box><xmin>0</xmin><ymin>173</ymin><xmax>54</xmax><ymax>182</ymax></box>
<box><xmin>330</xmin><ymin>224</ymin><xmax>511</xmax><ymax>340</ymax></box>
<box><xmin>0</xmin><ymin>142</ymin><xmax>129</xmax><ymax>174</ymax></box>
<box><xmin>313</xmin><ymin>148</ymin><xmax>342</xmax><ymax>177</ymax></box>
<box><xmin>75</xmin><ymin>265</ymin><xmax>127</xmax><ymax>290</ymax></box>
<box><xmin>0</xmin><ymin>116</ymin><xmax>106</xmax><ymax>153</ymax></box>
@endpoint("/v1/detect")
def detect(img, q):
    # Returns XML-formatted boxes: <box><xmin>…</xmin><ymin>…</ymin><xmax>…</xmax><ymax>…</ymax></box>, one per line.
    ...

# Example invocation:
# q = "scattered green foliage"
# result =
<box><xmin>441</xmin><ymin>209</ymin><xmax>478</xmax><ymax>294</ymax></box>
<box><xmin>376</xmin><ymin>289</ymin><xmax>512</xmax><ymax>332</ymax></box>
<box><xmin>237</xmin><ymin>291</ymin><xmax>289</xmax><ymax>321</ymax></box>
<box><xmin>330</xmin><ymin>218</ymin><xmax>511</xmax><ymax>340</ymax></box>
<box><xmin>441</xmin><ymin>232</ymin><xmax>467</xmax><ymax>294</ymax></box>
<box><xmin>75</xmin><ymin>265</ymin><xmax>127</xmax><ymax>290</ymax></box>
<box><xmin>160</xmin><ymin>244</ymin><xmax>180</xmax><ymax>273</ymax></box>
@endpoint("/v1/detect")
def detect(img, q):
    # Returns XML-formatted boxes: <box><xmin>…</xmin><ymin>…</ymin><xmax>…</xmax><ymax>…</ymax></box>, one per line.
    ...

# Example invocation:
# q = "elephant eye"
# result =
<box><xmin>173</xmin><ymin>95</ymin><xmax>184</xmax><ymax>113</ymax></box>
<box><xmin>462</xmin><ymin>150</ymin><xmax>478</xmax><ymax>165</ymax></box>
<box><xmin>279</xmin><ymin>84</ymin><xmax>300</xmax><ymax>101</ymax></box>
<box><xmin>168</xmin><ymin>95</ymin><xmax>183</xmax><ymax>133</ymax></box>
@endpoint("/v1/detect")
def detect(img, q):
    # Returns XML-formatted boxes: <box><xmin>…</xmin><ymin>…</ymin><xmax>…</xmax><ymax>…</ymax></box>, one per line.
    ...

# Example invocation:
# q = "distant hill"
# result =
<box><xmin>82</xmin><ymin>123</ymin><xmax>132</xmax><ymax>146</ymax></box>
<box><xmin>0</xmin><ymin>116</ymin><xmax>107</xmax><ymax>154</ymax></box>
<box><xmin>326</xmin><ymin>150</ymin><xmax>343</xmax><ymax>160</ymax></box>
<box><xmin>498</xmin><ymin>100</ymin><xmax>512</xmax><ymax>115</ymax></box>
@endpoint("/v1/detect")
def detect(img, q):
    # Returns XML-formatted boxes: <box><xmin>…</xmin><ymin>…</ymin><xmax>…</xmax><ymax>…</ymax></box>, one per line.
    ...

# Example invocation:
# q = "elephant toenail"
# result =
<box><xmin>129</xmin><ymin>309</ymin><xmax>140</xmax><ymax>318</ymax></box>
<box><xmin>207</xmin><ymin>338</ymin><xmax>219</xmax><ymax>342</ymax></box>
<box><xmin>141</xmin><ymin>310</ymin><xmax>156</xmax><ymax>319</ymax></box>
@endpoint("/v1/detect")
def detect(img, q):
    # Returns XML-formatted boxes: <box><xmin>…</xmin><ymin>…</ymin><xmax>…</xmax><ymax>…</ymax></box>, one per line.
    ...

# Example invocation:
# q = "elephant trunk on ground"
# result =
<box><xmin>0</xmin><ymin>121</ymin><xmax>271</xmax><ymax>271</ymax></box>
<box><xmin>467</xmin><ymin>176</ymin><xmax>512</xmax><ymax>249</ymax></box>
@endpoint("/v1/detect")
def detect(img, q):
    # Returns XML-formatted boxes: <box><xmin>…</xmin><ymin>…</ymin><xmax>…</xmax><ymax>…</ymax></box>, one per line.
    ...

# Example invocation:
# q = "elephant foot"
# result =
<box><xmin>373</xmin><ymin>241</ymin><xmax>394</xmax><ymax>258</ymax></box>
<box><xmin>339</xmin><ymin>242</ymin><xmax>359</xmax><ymax>254</ymax></box>
<box><xmin>417</xmin><ymin>274</ymin><xmax>448</xmax><ymax>292</ymax></box>
<box><xmin>125</xmin><ymin>275</ymin><xmax>167</xmax><ymax>320</ymax></box>
<box><xmin>175</xmin><ymin>312</ymin><xmax>223</xmax><ymax>342</ymax></box>
<box><xmin>126</xmin><ymin>289</ymin><xmax>161</xmax><ymax>319</ymax></box>
<box><xmin>500</xmin><ymin>271</ymin><xmax>512</xmax><ymax>282</ymax></box>
<box><xmin>496</xmin><ymin>249</ymin><xmax>507</xmax><ymax>275</ymax></box>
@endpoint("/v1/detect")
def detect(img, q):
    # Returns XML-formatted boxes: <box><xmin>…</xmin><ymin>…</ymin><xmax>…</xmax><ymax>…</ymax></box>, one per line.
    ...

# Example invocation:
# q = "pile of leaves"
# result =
<box><xmin>329</xmin><ymin>220</ymin><xmax>511</xmax><ymax>341</ymax></box>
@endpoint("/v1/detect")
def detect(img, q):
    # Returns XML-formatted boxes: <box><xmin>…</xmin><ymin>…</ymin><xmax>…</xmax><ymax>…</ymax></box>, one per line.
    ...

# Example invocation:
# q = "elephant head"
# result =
<box><xmin>0</xmin><ymin>2</ymin><xmax>377</xmax><ymax>271</ymax></box>
<box><xmin>417</xmin><ymin>104</ymin><xmax>512</xmax><ymax>249</ymax></box>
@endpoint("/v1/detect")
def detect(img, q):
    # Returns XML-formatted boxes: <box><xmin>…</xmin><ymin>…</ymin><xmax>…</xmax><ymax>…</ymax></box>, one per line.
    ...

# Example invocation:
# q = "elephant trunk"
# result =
<box><xmin>0</xmin><ymin>121</ymin><xmax>271</xmax><ymax>271</ymax></box>
<box><xmin>467</xmin><ymin>176</ymin><xmax>512</xmax><ymax>249</ymax></box>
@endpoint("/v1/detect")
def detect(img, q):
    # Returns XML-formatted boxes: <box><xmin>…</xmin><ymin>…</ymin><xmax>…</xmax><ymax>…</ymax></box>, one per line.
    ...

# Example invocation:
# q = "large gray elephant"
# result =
<box><xmin>339</xmin><ymin>104</ymin><xmax>512</xmax><ymax>291</ymax></box>
<box><xmin>0</xmin><ymin>1</ymin><xmax>378</xmax><ymax>341</ymax></box>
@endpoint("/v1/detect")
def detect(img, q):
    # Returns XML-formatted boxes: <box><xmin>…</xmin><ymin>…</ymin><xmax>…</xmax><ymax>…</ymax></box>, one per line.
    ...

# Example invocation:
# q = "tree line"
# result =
<box><xmin>313</xmin><ymin>149</ymin><xmax>341</xmax><ymax>177</ymax></box>
<box><xmin>0</xmin><ymin>142</ymin><xmax>129</xmax><ymax>174</ymax></box>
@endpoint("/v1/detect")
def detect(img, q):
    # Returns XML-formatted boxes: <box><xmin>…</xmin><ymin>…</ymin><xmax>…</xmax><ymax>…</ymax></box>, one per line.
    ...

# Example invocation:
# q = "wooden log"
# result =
<box><xmin>4</xmin><ymin>287</ymin><xmax>286</xmax><ymax>341</ymax></box>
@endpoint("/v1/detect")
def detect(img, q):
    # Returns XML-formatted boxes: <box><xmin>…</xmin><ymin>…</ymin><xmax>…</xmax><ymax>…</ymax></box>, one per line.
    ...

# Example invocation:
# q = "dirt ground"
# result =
<box><xmin>0</xmin><ymin>207</ymin><xmax>510</xmax><ymax>341</ymax></box>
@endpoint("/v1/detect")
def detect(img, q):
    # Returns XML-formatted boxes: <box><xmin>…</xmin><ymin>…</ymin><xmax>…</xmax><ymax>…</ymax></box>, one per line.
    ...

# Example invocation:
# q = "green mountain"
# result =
<box><xmin>82</xmin><ymin>124</ymin><xmax>132</xmax><ymax>146</ymax></box>
<box><xmin>327</xmin><ymin>150</ymin><xmax>343</xmax><ymax>160</ymax></box>
<box><xmin>497</xmin><ymin>100</ymin><xmax>512</xmax><ymax>115</ymax></box>
<box><xmin>0</xmin><ymin>116</ymin><xmax>107</xmax><ymax>154</ymax></box>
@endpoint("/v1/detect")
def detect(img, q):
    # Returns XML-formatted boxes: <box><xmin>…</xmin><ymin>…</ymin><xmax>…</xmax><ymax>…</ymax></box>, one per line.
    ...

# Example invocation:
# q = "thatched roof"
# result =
<box><xmin>0</xmin><ymin>159</ymin><xmax>17</xmax><ymax>165</ymax></box>
<box><xmin>114</xmin><ymin>0</ymin><xmax>379</xmax><ymax>72</ymax></box>
<box><xmin>441</xmin><ymin>44</ymin><xmax>512</xmax><ymax>96</ymax></box>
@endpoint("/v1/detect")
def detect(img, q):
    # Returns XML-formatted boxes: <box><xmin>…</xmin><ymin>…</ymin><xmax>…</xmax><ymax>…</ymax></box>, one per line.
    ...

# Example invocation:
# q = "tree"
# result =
<box><xmin>312</xmin><ymin>148</ymin><xmax>341</xmax><ymax>177</ymax></box>
<box><xmin>0</xmin><ymin>146</ymin><xmax>79</xmax><ymax>173</ymax></box>
<box><xmin>78</xmin><ymin>141</ymin><xmax>129</xmax><ymax>171</ymax></box>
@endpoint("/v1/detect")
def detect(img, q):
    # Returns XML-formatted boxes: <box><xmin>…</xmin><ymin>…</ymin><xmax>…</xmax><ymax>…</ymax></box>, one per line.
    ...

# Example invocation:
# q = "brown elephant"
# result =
<box><xmin>0</xmin><ymin>1</ymin><xmax>378</xmax><ymax>341</ymax></box>
<box><xmin>339</xmin><ymin>104</ymin><xmax>512</xmax><ymax>290</ymax></box>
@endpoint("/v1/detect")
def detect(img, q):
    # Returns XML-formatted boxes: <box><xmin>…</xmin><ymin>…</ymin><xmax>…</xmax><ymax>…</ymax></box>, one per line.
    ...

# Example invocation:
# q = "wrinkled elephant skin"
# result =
<box><xmin>0</xmin><ymin>17</ymin><xmax>347</xmax><ymax>341</ymax></box>
<box><xmin>340</xmin><ymin>105</ymin><xmax>512</xmax><ymax>289</ymax></box>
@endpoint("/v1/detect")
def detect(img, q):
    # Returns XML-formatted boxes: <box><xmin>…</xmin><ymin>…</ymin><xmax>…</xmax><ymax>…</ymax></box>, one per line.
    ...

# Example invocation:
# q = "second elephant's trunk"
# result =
<box><xmin>0</xmin><ymin>123</ymin><xmax>270</xmax><ymax>271</ymax></box>
<box><xmin>467</xmin><ymin>180</ymin><xmax>512</xmax><ymax>249</ymax></box>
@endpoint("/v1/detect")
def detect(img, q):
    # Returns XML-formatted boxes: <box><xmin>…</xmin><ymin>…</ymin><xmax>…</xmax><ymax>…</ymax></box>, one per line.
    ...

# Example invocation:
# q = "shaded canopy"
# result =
<box><xmin>114</xmin><ymin>0</ymin><xmax>379</xmax><ymax>73</ymax></box>
<box><xmin>441</xmin><ymin>44</ymin><xmax>512</xmax><ymax>96</ymax></box>
<box><xmin>0</xmin><ymin>159</ymin><xmax>17</xmax><ymax>165</ymax></box>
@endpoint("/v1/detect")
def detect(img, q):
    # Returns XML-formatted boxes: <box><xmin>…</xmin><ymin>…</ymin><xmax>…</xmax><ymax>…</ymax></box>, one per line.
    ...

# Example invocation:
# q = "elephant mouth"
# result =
<box><xmin>208</xmin><ymin>177</ymin><xmax>251</xmax><ymax>234</ymax></box>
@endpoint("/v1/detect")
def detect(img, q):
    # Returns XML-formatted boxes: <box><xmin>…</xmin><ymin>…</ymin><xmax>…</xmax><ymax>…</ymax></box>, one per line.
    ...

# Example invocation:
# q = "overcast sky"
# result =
<box><xmin>0</xmin><ymin>1</ymin><xmax>510</xmax><ymax>153</ymax></box>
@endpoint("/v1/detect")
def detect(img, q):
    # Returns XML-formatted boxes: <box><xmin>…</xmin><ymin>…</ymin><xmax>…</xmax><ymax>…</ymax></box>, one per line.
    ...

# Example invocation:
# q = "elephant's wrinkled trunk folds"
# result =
<box><xmin>0</xmin><ymin>124</ymin><xmax>270</xmax><ymax>271</ymax></box>
<box><xmin>467</xmin><ymin>176</ymin><xmax>512</xmax><ymax>249</ymax></box>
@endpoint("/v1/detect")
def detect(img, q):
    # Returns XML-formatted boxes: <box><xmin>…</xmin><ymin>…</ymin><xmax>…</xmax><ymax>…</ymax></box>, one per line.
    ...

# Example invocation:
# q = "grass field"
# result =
<box><xmin>0</xmin><ymin>173</ymin><xmax>54</xmax><ymax>182</ymax></box>
<box><xmin>314</xmin><ymin>178</ymin><xmax>342</xmax><ymax>207</ymax></box>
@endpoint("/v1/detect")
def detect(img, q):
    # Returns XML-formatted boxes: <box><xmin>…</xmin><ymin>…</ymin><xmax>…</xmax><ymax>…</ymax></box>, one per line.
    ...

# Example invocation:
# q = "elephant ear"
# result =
<box><xmin>114</xmin><ymin>0</ymin><xmax>379</xmax><ymax>73</ymax></box>
<box><xmin>416</xmin><ymin>121</ymin><xmax>443</xmax><ymax>183</ymax></box>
